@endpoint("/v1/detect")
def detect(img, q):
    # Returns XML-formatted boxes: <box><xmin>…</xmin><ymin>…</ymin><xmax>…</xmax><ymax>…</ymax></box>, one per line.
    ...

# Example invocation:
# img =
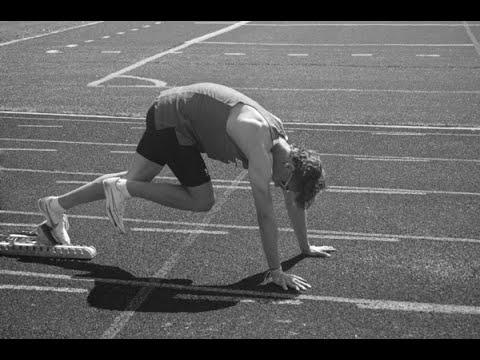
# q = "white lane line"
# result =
<box><xmin>88</xmin><ymin>21</ymin><xmax>250</xmax><ymax>87</ymax></box>
<box><xmin>2</xmin><ymin>111</ymin><xmax>480</xmax><ymax>132</ymax></box>
<box><xmin>84</xmin><ymin>39</ymin><xmax>94</xmax><ymax>43</ymax></box>
<box><xmin>4</xmin><ymin>138</ymin><xmax>477</xmax><ymax>164</ymax></box>
<box><xmin>2</xmin><ymin>270</ymin><xmax>480</xmax><ymax>315</ymax></box>
<box><xmin>102</xmin><ymin>36</ymin><xmax>110</xmax><ymax>39</ymax></box>
<box><xmin>416</xmin><ymin>54</ymin><xmax>440</xmax><ymax>57</ymax></box>
<box><xmin>0</xmin><ymin>284</ymin><xmax>88</xmax><ymax>294</ymax></box>
<box><xmin>155</xmin><ymin>22</ymin><xmax>162</xmax><ymax>25</ymax></box>
<box><xmin>463</xmin><ymin>21</ymin><xmax>480</xmax><ymax>58</ymax></box>
<box><xmin>288</xmin><ymin>53</ymin><xmax>309</xmax><ymax>56</ymax></box>
<box><xmin>0</xmin><ymin>148</ymin><xmax>57</xmax><ymax>152</ymax></box>
<box><xmin>52</xmin><ymin>178</ymin><xmax>480</xmax><ymax>197</ymax></box>
<box><xmin>130</xmin><ymin>28</ymin><xmax>139</xmax><ymax>31</ymax></box>
<box><xmin>352</xmin><ymin>53</ymin><xmax>373</xmax><ymax>56</ymax></box>
<box><xmin>2</xmin><ymin>211</ymin><xmax>480</xmax><ymax>245</ymax></box>
<box><xmin>18</xmin><ymin>124</ymin><xmax>63</xmax><ymax>128</ymax></box>
<box><xmin>116</xmin><ymin>32</ymin><xmax>125</xmax><ymax>35</ymax></box>
<box><xmin>101</xmin><ymin>170</ymin><xmax>248</xmax><ymax>339</ymax></box>
<box><xmin>101</xmin><ymin>51</ymin><xmax>121</xmax><ymax>54</ymax></box>
<box><xmin>0</xmin><ymin>21</ymin><xmax>104</xmax><ymax>47</ymax></box>
<box><xmin>224</xmin><ymin>52</ymin><xmax>245</xmax><ymax>56</ymax></box>
<box><xmin>65</xmin><ymin>44</ymin><xmax>78</xmax><ymax>48</ymax></box>
<box><xmin>142</xmin><ymin>25</ymin><xmax>151</xmax><ymax>28</ymax></box>
<box><xmin>372</xmin><ymin>131</ymin><xmax>426</xmax><ymax>136</ymax></box>
<box><xmin>131</xmin><ymin>228</ymin><xmax>229</xmax><ymax>235</ymax></box>
<box><xmin>195</xmin><ymin>22</ymin><xmax>480</xmax><ymax>27</ymax></box>
<box><xmin>45</xmin><ymin>50</ymin><xmax>62</xmax><ymax>54</ymax></box>
<box><xmin>200</xmin><ymin>41</ymin><xmax>474</xmax><ymax>47</ymax></box>
<box><xmin>235</xmin><ymin>87</ymin><xmax>480</xmax><ymax>95</ymax></box>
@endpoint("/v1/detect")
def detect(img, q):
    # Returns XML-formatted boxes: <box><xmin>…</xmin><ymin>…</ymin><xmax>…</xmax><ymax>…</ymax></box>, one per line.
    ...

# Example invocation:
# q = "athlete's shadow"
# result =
<box><xmin>15</xmin><ymin>254</ymin><xmax>308</xmax><ymax>313</ymax></box>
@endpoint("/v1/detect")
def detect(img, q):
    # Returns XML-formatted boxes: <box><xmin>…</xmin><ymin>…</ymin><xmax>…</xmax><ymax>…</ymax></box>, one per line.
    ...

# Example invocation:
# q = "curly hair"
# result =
<box><xmin>290</xmin><ymin>145</ymin><xmax>326</xmax><ymax>209</ymax></box>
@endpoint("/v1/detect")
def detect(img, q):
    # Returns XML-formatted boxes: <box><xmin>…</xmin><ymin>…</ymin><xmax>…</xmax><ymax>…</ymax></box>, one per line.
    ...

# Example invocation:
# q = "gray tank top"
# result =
<box><xmin>152</xmin><ymin>83</ymin><xmax>288</xmax><ymax>169</ymax></box>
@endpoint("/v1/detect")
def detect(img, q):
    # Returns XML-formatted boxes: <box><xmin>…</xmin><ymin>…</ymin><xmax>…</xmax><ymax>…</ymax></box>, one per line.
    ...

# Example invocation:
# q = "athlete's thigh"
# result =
<box><xmin>124</xmin><ymin>152</ymin><xmax>163</xmax><ymax>182</ymax></box>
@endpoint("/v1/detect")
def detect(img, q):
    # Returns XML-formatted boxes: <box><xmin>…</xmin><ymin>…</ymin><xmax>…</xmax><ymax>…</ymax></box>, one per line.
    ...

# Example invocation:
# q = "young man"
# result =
<box><xmin>37</xmin><ymin>83</ymin><xmax>336</xmax><ymax>291</ymax></box>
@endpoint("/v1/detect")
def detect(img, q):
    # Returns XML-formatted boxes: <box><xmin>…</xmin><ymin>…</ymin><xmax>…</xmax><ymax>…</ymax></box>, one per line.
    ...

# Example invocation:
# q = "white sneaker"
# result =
<box><xmin>37</xmin><ymin>197</ymin><xmax>71</xmax><ymax>245</ymax></box>
<box><xmin>103</xmin><ymin>177</ymin><xmax>127</xmax><ymax>234</ymax></box>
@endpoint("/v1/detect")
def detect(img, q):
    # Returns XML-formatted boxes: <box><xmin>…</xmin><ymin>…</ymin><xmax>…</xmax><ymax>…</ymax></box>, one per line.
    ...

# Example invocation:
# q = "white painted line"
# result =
<box><xmin>352</xmin><ymin>53</ymin><xmax>373</xmax><ymax>56</ymax></box>
<box><xmin>3</xmin><ymin>270</ymin><xmax>480</xmax><ymax>315</ymax></box>
<box><xmin>171</xmin><ymin>51</ymin><xmax>183</xmax><ymax>54</ymax></box>
<box><xmin>111</xmin><ymin>150</ymin><xmax>134</xmax><ymax>154</ymax></box>
<box><xmin>155</xmin><ymin>22</ymin><xmax>162</xmax><ymax>25</ymax></box>
<box><xmin>101</xmin><ymin>51</ymin><xmax>121</xmax><ymax>54</ymax></box>
<box><xmin>463</xmin><ymin>21</ymin><xmax>480</xmax><ymax>58</ymax></box>
<box><xmin>45</xmin><ymin>50</ymin><xmax>61</xmax><ymax>54</ymax></box>
<box><xmin>130</xmin><ymin>28</ymin><xmax>139</xmax><ymax>31</ymax></box>
<box><xmin>142</xmin><ymin>25</ymin><xmax>151</xmax><ymax>28</ymax></box>
<box><xmin>0</xmin><ymin>148</ymin><xmax>57</xmax><ymax>152</ymax></box>
<box><xmin>0</xmin><ymin>222</ymin><xmax>38</xmax><ymax>227</ymax></box>
<box><xmin>287</xmin><ymin>53</ymin><xmax>309</xmax><ymax>56</ymax></box>
<box><xmin>131</xmin><ymin>228</ymin><xmax>229</xmax><ymax>235</ymax></box>
<box><xmin>0</xmin><ymin>284</ymin><xmax>87</xmax><ymax>294</ymax></box>
<box><xmin>18</xmin><ymin>124</ymin><xmax>63</xmax><ymax>128</ymax></box>
<box><xmin>2</xmin><ymin>110</ymin><xmax>480</xmax><ymax>132</ymax></box>
<box><xmin>3</xmin><ymin>210</ymin><xmax>480</xmax><ymax>244</ymax></box>
<box><xmin>84</xmin><ymin>39</ymin><xmax>94</xmax><ymax>43</ymax></box>
<box><xmin>355</xmin><ymin>156</ymin><xmax>430</xmax><ymax>163</ymax></box>
<box><xmin>88</xmin><ymin>21</ymin><xmax>250</xmax><ymax>87</ymax></box>
<box><xmin>195</xmin><ymin>22</ymin><xmax>480</xmax><ymax>27</ymax></box>
<box><xmin>131</xmin><ymin>127</ymin><xmax>145</xmax><ymax>130</ymax></box>
<box><xmin>235</xmin><ymin>87</ymin><xmax>480</xmax><ymax>95</ymax></box>
<box><xmin>416</xmin><ymin>54</ymin><xmax>440</xmax><ymax>57</ymax></box>
<box><xmin>0</xmin><ymin>21</ymin><xmax>104</xmax><ymax>47</ymax></box>
<box><xmin>3</xmin><ymin>138</ymin><xmax>478</xmax><ymax>164</ymax></box>
<box><xmin>65</xmin><ymin>44</ymin><xmax>78</xmax><ymax>48</ymax></box>
<box><xmin>308</xmin><ymin>234</ymin><xmax>399</xmax><ymax>242</ymax></box>
<box><xmin>101</xmin><ymin>170</ymin><xmax>248</xmax><ymax>339</ymax></box>
<box><xmin>102</xmin><ymin>35</ymin><xmax>111</xmax><ymax>39</ymax></box>
<box><xmin>224</xmin><ymin>52</ymin><xmax>245</xmax><ymax>56</ymax></box>
<box><xmin>372</xmin><ymin>131</ymin><xmax>426</xmax><ymax>136</ymax></box>
<box><xmin>200</xmin><ymin>41</ymin><xmax>475</xmax><ymax>47</ymax></box>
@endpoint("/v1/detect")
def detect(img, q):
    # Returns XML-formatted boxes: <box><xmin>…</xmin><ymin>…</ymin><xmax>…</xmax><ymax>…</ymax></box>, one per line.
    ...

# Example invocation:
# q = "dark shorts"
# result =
<box><xmin>136</xmin><ymin>106</ymin><xmax>211</xmax><ymax>187</ymax></box>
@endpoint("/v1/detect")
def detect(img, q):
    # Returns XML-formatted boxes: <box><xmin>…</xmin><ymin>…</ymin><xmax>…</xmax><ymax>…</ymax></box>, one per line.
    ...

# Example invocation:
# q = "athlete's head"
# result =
<box><xmin>285</xmin><ymin>145</ymin><xmax>326</xmax><ymax>209</ymax></box>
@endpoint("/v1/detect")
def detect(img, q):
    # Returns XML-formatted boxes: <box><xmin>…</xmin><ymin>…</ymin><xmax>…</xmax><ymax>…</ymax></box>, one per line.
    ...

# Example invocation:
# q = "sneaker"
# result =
<box><xmin>37</xmin><ymin>197</ymin><xmax>71</xmax><ymax>245</ymax></box>
<box><xmin>103</xmin><ymin>177</ymin><xmax>127</xmax><ymax>234</ymax></box>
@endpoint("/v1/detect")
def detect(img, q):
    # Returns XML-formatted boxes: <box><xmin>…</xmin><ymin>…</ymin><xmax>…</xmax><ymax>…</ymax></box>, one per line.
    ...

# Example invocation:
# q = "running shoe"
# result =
<box><xmin>103</xmin><ymin>177</ymin><xmax>127</xmax><ymax>233</ymax></box>
<box><xmin>37</xmin><ymin>197</ymin><xmax>71</xmax><ymax>245</ymax></box>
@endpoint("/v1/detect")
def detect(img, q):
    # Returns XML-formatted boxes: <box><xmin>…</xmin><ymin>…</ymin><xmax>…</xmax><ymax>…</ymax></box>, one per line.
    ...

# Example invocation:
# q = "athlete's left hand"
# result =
<box><xmin>302</xmin><ymin>245</ymin><xmax>337</xmax><ymax>258</ymax></box>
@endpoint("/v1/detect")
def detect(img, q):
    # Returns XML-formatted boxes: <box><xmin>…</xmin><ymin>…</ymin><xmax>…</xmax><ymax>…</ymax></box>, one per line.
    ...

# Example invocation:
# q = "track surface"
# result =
<box><xmin>1</xmin><ymin>21</ymin><xmax>479</xmax><ymax>338</ymax></box>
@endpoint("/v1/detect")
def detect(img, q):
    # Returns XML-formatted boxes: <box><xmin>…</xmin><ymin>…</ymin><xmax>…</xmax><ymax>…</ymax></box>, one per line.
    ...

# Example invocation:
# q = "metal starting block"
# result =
<box><xmin>0</xmin><ymin>223</ymin><xmax>96</xmax><ymax>260</ymax></box>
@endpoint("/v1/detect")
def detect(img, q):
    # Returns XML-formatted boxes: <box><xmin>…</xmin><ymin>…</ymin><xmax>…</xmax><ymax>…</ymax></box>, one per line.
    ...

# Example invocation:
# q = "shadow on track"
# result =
<box><xmin>14</xmin><ymin>254</ymin><xmax>310</xmax><ymax>313</ymax></box>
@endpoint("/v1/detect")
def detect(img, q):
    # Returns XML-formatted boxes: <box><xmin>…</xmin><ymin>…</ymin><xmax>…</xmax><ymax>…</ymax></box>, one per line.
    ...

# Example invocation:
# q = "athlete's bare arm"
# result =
<box><xmin>226</xmin><ymin>105</ymin><xmax>311</xmax><ymax>291</ymax></box>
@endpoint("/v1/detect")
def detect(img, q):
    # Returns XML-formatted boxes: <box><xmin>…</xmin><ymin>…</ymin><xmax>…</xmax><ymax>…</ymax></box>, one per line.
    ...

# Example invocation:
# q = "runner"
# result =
<box><xmin>37</xmin><ymin>82</ymin><xmax>336</xmax><ymax>291</ymax></box>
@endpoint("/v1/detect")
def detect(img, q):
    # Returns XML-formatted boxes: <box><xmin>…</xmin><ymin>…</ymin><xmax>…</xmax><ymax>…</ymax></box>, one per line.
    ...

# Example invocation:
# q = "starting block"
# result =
<box><xmin>0</xmin><ymin>223</ymin><xmax>96</xmax><ymax>260</ymax></box>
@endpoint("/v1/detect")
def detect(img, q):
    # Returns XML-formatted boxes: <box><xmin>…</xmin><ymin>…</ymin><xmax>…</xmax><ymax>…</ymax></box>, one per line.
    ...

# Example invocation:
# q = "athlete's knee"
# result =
<box><xmin>189</xmin><ymin>190</ymin><xmax>215</xmax><ymax>212</ymax></box>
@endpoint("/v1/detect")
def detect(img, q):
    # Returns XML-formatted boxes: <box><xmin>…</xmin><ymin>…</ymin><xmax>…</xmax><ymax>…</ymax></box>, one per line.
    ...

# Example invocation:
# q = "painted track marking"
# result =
<box><xmin>88</xmin><ymin>21</ymin><xmax>250</xmax><ymax>87</ymax></box>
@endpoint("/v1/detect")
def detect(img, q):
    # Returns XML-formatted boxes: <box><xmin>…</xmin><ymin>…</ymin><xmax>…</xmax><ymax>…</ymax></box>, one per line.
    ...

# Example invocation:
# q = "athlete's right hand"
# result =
<box><xmin>268</xmin><ymin>268</ymin><xmax>311</xmax><ymax>291</ymax></box>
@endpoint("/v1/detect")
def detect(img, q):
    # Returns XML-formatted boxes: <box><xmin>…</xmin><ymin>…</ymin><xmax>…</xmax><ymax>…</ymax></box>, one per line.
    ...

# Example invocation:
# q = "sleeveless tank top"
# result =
<box><xmin>152</xmin><ymin>83</ymin><xmax>288</xmax><ymax>169</ymax></box>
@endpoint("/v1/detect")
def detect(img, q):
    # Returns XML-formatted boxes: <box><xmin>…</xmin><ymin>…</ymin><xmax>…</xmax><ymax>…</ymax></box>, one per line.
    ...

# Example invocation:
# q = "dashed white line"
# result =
<box><xmin>17</xmin><ymin>124</ymin><xmax>63</xmax><ymax>128</ymax></box>
<box><xmin>116</xmin><ymin>32</ymin><xmax>125</xmax><ymax>35</ymax></box>
<box><xmin>224</xmin><ymin>52</ymin><xmax>245</xmax><ymax>56</ymax></box>
<box><xmin>288</xmin><ymin>53</ymin><xmax>309</xmax><ymax>56</ymax></box>
<box><xmin>200</xmin><ymin>41</ymin><xmax>474</xmax><ymax>47</ymax></box>
<box><xmin>0</xmin><ymin>284</ymin><xmax>88</xmax><ymax>294</ymax></box>
<box><xmin>416</xmin><ymin>54</ymin><xmax>440</xmax><ymax>57</ymax></box>
<box><xmin>101</xmin><ymin>51</ymin><xmax>121</xmax><ymax>54</ymax></box>
<box><xmin>45</xmin><ymin>50</ymin><xmax>61</xmax><ymax>54</ymax></box>
<box><xmin>0</xmin><ymin>21</ymin><xmax>104</xmax><ymax>47</ymax></box>
<box><xmin>131</xmin><ymin>228</ymin><xmax>229</xmax><ymax>235</ymax></box>
<box><xmin>65</xmin><ymin>44</ymin><xmax>78</xmax><ymax>48</ymax></box>
<box><xmin>0</xmin><ymin>148</ymin><xmax>57</xmax><ymax>152</ymax></box>
<box><xmin>352</xmin><ymin>53</ymin><xmax>373</xmax><ymax>56</ymax></box>
<box><xmin>142</xmin><ymin>25</ymin><xmax>151</xmax><ymax>28</ymax></box>
<box><xmin>155</xmin><ymin>22</ymin><xmax>162</xmax><ymax>25</ymax></box>
<box><xmin>102</xmin><ymin>35</ymin><xmax>111</xmax><ymax>39</ymax></box>
<box><xmin>130</xmin><ymin>28</ymin><xmax>138</xmax><ymax>31</ymax></box>
<box><xmin>84</xmin><ymin>40</ymin><xmax>94</xmax><ymax>43</ymax></box>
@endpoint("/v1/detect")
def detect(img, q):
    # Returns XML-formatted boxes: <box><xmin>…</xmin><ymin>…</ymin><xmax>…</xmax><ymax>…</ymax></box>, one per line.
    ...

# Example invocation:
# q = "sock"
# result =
<box><xmin>116</xmin><ymin>178</ymin><xmax>132</xmax><ymax>199</ymax></box>
<box><xmin>51</xmin><ymin>196</ymin><xmax>66</xmax><ymax>213</ymax></box>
